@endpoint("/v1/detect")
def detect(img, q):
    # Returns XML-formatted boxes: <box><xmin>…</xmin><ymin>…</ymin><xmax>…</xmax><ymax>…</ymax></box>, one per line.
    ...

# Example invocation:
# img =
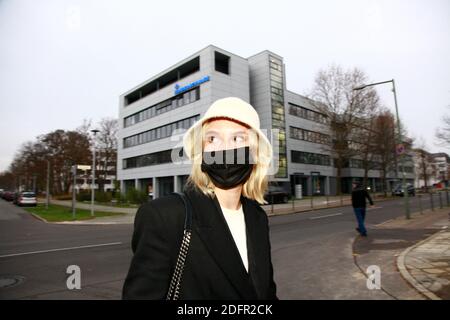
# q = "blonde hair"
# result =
<box><xmin>185</xmin><ymin>117</ymin><xmax>272</xmax><ymax>205</ymax></box>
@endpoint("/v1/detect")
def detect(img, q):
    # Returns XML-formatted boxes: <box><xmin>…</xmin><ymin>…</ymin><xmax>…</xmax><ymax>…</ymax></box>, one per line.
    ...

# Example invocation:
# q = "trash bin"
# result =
<box><xmin>295</xmin><ymin>184</ymin><xmax>303</xmax><ymax>199</ymax></box>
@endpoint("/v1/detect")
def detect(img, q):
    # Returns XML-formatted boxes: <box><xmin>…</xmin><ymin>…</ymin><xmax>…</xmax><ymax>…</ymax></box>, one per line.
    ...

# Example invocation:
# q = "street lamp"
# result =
<box><xmin>353</xmin><ymin>79</ymin><xmax>410</xmax><ymax>219</ymax></box>
<box><xmin>90</xmin><ymin>129</ymin><xmax>100</xmax><ymax>217</ymax></box>
<box><xmin>46</xmin><ymin>159</ymin><xmax>50</xmax><ymax>210</ymax></box>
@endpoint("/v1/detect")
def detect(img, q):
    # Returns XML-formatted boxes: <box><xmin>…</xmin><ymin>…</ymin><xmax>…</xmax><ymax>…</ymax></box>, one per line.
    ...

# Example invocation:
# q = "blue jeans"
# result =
<box><xmin>353</xmin><ymin>207</ymin><xmax>367</xmax><ymax>235</ymax></box>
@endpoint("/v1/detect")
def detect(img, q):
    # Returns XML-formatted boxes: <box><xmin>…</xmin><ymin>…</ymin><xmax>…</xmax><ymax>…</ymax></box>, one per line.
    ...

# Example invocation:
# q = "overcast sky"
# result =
<box><xmin>1</xmin><ymin>0</ymin><xmax>449</xmax><ymax>172</ymax></box>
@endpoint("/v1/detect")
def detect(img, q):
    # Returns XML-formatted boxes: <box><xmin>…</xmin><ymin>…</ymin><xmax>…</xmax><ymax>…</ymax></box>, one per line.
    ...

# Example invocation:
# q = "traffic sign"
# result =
<box><xmin>396</xmin><ymin>144</ymin><xmax>405</xmax><ymax>155</ymax></box>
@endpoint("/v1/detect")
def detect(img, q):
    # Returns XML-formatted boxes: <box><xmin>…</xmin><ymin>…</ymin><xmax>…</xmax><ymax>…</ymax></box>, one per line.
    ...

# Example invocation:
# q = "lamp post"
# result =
<box><xmin>90</xmin><ymin>129</ymin><xmax>100</xmax><ymax>217</ymax></box>
<box><xmin>46</xmin><ymin>159</ymin><xmax>50</xmax><ymax>210</ymax></box>
<box><xmin>353</xmin><ymin>79</ymin><xmax>410</xmax><ymax>219</ymax></box>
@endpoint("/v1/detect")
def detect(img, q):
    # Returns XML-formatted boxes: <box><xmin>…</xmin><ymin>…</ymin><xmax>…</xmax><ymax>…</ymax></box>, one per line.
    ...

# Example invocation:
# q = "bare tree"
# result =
<box><xmin>76</xmin><ymin>118</ymin><xmax>93</xmax><ymax>136</ymax></box>
<box><xmin>435</xmin><ymin>106</ymin><xmax>450</xmax><ymax>147</ymax></box>
<box><xmin>309</xmin><ymin>64</ymin><xmax>380</xmax><ymax>194</ymax></box>
<box><xmin>0</xmin><ymin>171</ymin><xmax>15</xmax><ymax>190</ymax></box>
<box><xmin>38</xmin><ymin>130</ymin><xmax>91</xmax><ymax>194</ymax></box>
<box><xmin>354</xmin><ymin>117</ymin><xmax>379</xmax><ymax>188</ymax></box>
<box><xmin>371</xmin><ymin>110</ymin><xmax>398</xmax><ymax>196</ymax></box>
<box><xmin>413</xmin><ymin>139</ymin><xmax>435</xmax><ymax>192</ymax></box>
<box><xmin>95</xmin><ymin>118</ymin><xmax>118</xmax><ymax>192</ymax></box>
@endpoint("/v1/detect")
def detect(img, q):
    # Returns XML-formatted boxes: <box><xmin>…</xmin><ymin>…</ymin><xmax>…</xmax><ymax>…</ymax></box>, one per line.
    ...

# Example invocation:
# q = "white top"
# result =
<box><xmin>220</xmin><ymin>203</ymin><xmax>249</xmax><ymax>273</ymax></box>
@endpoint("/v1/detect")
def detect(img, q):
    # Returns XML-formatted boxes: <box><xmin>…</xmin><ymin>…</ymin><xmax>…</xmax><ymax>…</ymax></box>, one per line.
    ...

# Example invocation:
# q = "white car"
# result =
<box><xmin>14</xmin><ymin>191</ymin><xmax>37</xmax><ymax>206</ymax></box>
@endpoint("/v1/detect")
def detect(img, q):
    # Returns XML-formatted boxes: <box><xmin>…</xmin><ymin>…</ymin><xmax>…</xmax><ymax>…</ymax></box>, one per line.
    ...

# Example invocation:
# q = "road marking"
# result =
<box><xmin>368</xmin><ymin>206</ymin><xmax>383</xmax><ymax>210</ymax></box>
<box><xmin>0</xmin><ymin>242</ymin><xmax>123</xmax><ymax>258</ymax></box>
<box><xmin>309</xmin><ymin>212</ymin><xmax>343</xmax><ymax>220</ymax></box>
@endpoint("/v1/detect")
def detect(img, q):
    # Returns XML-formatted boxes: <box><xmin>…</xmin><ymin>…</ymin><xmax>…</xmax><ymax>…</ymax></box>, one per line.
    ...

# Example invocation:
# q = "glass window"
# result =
<box><xmin>271</xmin><ymin>68</ymin><xmax>282</xmax><ymax>78</ymax></box>
<box><xmin>270</xmin><ymin>73</ymin><xmax>283</xmax><ymax>83</ymax></box>
<box><xmin>150</xmin><ymin>129</ymin><xmax>155</xmax><ymax>141</ymax></box>
<box><xmin>215</xmin><ymin>51</ymin><xmax>230</xmax><ymax>74</ymax></box>
<box><xmin>271</xmin><ymin>81</ymin><xmax>282</xmax><ymax>90</ymax></box>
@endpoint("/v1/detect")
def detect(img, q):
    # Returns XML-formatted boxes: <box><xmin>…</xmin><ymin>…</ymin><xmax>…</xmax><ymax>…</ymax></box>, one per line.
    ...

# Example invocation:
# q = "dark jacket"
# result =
<box><xmin>351</xmin><ymin>188</ymin><xmax>374</xmax><ymax>208</ymax></box>
<box><xmin>122</xmin><ymin>184</ymin><xmax>277</xmax><ymax>300</ymax></box>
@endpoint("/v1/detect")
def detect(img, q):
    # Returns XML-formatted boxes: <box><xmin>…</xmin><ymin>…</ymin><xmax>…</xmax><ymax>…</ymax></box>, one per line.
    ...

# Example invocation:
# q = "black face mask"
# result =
<box><xmin>201</xmin><ymin>146</ymin><xmax>254</xmax><ymax>190</ymax></box>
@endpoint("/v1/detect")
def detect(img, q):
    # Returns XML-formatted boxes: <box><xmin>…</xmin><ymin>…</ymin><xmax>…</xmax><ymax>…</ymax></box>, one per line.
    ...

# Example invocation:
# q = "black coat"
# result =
<box><xmin>122</xmin><ymin>184</ymin><xmax>278</xmax><ymax>300</ymax></box>
<box><xmin>351</xmin><ymin>188</ymin><xmax>374</xmax><ymax>208</ymax></box>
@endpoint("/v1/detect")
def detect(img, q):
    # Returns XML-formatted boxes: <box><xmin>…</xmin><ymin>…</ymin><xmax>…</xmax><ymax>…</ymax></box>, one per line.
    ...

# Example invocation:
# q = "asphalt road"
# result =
<box><xmin>0</xmin><ymin>193</ymin><xmax>443</xmax><ymax>299</ymax></box>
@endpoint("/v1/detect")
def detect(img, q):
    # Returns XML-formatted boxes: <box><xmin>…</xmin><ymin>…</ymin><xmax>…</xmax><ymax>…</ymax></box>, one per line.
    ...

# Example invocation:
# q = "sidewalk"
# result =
<box><xmin>353</xmin><ymin>208</ymin><xmax>449</xmax><ymax>300</ymax></box>
<box><xmin>398</xmin><ymin>229</ymin><xmax>450</xmax><ymax>300</ymax></box>
<box><xmin>45</xmin><ymin>194</ymin><xmax>395</xmax><ymax>224</ymax></box>
<box><xmin>38</xmin><ymin>199</ymin><xmax>137</xmax><ymax>225</ymax></box>
<box><xmin>49</xmin><ymin>199</ymin><xmax>137</xmax><ymax>214</ymax></box>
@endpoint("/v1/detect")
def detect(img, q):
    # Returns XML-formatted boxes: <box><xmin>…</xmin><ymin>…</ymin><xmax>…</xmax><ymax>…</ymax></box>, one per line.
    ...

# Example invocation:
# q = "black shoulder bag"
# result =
<box><xmin>166</xmin><ymin>192</ymin><xmax>193</xmax><ymax>300</ymax></box>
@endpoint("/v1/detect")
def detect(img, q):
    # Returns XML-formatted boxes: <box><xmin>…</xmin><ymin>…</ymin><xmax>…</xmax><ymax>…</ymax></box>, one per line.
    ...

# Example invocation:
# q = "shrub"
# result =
<box><xmin>54</xmin><ymin>194</ymin><xmax>73</xmax><ymax>200</ymax></box>
<box><xmin>125</xmin><ymin>188</ymin><xmax>149</xmax><ymax>204</ymax></box>
<box><xmin>76</xmin><ymin>191</ymin><xmax>91</xmax><ymax>202</ymax></box>
<box><xmin>95</xmin><ymin>191</ymin><xmax>112</xmax><ymax>203</ymax></box>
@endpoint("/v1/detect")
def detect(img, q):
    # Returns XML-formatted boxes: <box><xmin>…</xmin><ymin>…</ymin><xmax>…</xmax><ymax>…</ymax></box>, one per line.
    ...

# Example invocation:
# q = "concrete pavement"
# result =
<box><xmin>353</xmin><ymin>208</ymin><xmax>449</xmax><ymax>300</ymax></box>
<box><xmin>398</xmin><ymin>227</ymin><xmax>450</xmax><ymax>300</ymax></box>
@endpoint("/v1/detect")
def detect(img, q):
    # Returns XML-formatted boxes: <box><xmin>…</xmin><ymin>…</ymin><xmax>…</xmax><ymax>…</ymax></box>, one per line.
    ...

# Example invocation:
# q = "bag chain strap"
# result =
<box><xmin>166</xmin><ymin>192</ymin><xmax>192</xmax><ymax>300</ymax></box>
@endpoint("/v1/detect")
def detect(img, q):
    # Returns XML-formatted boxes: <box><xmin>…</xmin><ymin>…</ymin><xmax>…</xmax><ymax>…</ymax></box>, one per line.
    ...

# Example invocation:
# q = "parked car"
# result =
<box><xmin>2</xmin><ymin>191</ymin><xmax>15</xmax><ymax>201</ymax></box>
<box><xmin>392</xmin><ymin>184</ymin><xmax>415</xmax><ymax>197</ymax></box>
<box><xmin>13</xmin><ymin>191</ymin><xmax>37</xmax><ymax>206</ymax></box>
<box><xmin>264</xmin><ymin>185</ymin><xmax>289</xmax><ymax>204</ymax></box>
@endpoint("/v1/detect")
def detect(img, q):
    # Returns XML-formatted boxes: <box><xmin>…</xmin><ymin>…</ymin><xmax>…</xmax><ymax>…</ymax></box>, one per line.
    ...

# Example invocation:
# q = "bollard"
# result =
<box><xmin>340</xmin><ymin>193</ymin><xmax>343</xmax><ymax>206</ymax></box>
<box><xmin>439</xmin><ymin>191</ymin><xmax>443</xmax><ymax>209</ymax></box>
<box><xmin>310</xmin><ymin>195</ymin><xmax>314</xmax><ymax>210</ymax></box>
<box><xmin>326</xmin><ymin>195</ymin><xmax>329</xmax><ymax>207</ymax></box>
<box><xmin>446</xmin><ymin>189</ymin><xmax>449</xmax><ymax>207</ymax></box>
<box><xmin>430</xmin><ymin>192</ymin><xmax>435</xmax><ymax>211</ymax></box>
<box><xmin>292</xmin><ymin>196</ymin><xmax>295</xmax><ymax>212</ymax></box>
<box><xmin>418</xmin><ymin>194</ymin><xmax>423</xmax><ymax>214</ymax></box>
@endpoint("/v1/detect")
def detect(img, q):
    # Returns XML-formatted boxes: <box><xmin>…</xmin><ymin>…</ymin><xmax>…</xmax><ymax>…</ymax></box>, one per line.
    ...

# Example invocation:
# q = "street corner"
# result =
<box><xmin>398</xmin><ymin>230</ymin><xmax>450</xmax><ymax>300</ymax></box>
<box><xmin>351</xmin><ymin>215</ymin><xmax>449</xmax><ymax>299</ymax></box>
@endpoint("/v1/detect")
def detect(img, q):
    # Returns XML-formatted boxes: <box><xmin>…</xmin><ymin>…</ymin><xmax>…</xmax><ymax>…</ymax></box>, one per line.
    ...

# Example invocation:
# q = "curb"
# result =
<box><xmin>28</xmin><ymin>212</ymin><xmax>132</xmax><ymax>226</ymax></box>
<box><xmin>30</xmin><ymin>212</ymin><xmax>49</xmax><ymax>224</ymax></box>
<box><xmin>396</xmin><ymin>229</ymin><xmax>446</xmax><ymax>300</ymax></box>
<box><xmin>265</xmin><ymin>194</ymin><xmax>403</xmax><ymax>217</ymax></box>
<box><xmin>51</xmin><ymin>220</ymin><xmax>132</xmax><ymax>225</ymax></box>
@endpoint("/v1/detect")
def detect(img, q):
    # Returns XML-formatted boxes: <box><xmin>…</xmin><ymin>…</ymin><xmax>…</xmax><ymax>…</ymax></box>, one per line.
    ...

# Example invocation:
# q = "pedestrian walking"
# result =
<box><xmin>351</xmin><ymin>181</ymin><xmax>374</xmax><ymax>237</ymax></box>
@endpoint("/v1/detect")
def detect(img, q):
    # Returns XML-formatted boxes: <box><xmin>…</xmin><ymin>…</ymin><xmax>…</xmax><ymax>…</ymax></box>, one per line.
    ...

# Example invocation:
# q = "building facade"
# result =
<box><xmin>117</xmin><ymin>45</ymin><xmax>415</xmax><ymax>199</ymax></box>
<box><xmin>431</xmin><ymin>152</ymin><xmax>450</xmax><ymax>187</ymax></box>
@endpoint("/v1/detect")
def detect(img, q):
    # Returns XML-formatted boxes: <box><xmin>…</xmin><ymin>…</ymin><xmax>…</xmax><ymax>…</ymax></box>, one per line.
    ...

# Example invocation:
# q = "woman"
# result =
<box><xmin>122</xmin><ymin>97</ymin><xmax>277</xmax><ymax>300</ymax></box>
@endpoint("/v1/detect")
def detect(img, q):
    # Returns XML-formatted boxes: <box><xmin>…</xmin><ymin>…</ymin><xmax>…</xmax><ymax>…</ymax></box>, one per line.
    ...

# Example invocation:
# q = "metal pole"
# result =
<box><xmin>392</xmin><ymin>79</ymin><xmax>410</xmax><ymax>219</ymax></box>
<box><xmin>92</xmin><ymin>146</ymin><xmax>95</xmax><ymax>216</ymax></box>
<box><xmin>354</xmin><ymin>80</ymin><xmax>410</xmax><ymax>219</ymax></box>
<box><xmin>90</xmin><ymin>129</ymin><xmax>99</xmax><ymax>217</ymax></box>
<box><xmin>446</xmin><ymin>189</ymin><xmax>449</xmax><ymax>207</ymax></box>
<box><xmin>439</xmin><ymin>191</ymin><xmax>443</xmax><ymax>209</ymax></box>
<box><xmin>46</xmin><ymin>160</ymin><xmax>50</xmax><ymax>210</ymax></box>
<box><xmin>72</xmin><ymin>165</ymin><xmax>76</xmax><ymax>219</ymax></box>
